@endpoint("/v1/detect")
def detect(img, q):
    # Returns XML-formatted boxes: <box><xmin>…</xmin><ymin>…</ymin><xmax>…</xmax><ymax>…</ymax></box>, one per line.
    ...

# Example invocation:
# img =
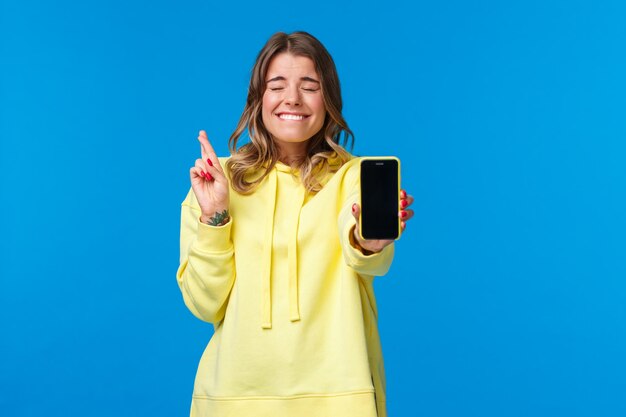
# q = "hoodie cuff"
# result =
<box><xmin>195</xmin><ymin>216</ymin><xmax>233</xmax><ymax>253</ymax></box>
<box><xmin>342</xmin><ymin>219</ymin><xmax>394</xmax><ymax>272</ymax></box>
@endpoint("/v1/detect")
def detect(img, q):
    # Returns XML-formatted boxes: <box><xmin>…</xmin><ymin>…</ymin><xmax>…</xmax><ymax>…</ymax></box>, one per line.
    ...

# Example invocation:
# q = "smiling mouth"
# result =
<box><xmin>276</xmin><ymin>113</ymin><xmax>310</xmax><ymax>121</ymax></box>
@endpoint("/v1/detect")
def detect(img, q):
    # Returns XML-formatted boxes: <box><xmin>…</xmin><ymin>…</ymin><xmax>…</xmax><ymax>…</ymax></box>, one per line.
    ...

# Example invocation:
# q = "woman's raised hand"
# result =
<box><xmin>350</xmin><ymin>189</ymin><xmax>414</xmax><ymax>254</ymax></box>
<box><xmin>190</xmin><ymin>130</ymin><xmax>230</xmax><ymax>225</ymax></box>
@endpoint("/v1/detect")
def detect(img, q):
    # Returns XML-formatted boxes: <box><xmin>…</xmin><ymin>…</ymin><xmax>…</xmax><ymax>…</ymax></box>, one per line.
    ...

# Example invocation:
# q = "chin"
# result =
<box><xmin>270</xmin><ymin>131</ymin><xmax>317</xmax><ymax>143</ymax></box>
<box><xmin>278</xmin><ymin>136</ymin><xmax>311</xmax><ymax>143</ymax></box>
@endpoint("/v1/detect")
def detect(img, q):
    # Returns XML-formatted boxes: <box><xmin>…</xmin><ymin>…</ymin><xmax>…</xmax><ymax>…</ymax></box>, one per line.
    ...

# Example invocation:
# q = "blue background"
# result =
<box><xmin>1</xmin><ymin>0</ymin><xmax>625</xmax><ymax>416</ymax></box>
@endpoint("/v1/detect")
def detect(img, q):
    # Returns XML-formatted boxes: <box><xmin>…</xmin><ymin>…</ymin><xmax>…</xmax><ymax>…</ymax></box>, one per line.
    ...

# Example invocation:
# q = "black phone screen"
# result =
<box><xmin>360</xmin><ymin>159</ymin><xmax>399</xmax><ymax>240</ymax></box>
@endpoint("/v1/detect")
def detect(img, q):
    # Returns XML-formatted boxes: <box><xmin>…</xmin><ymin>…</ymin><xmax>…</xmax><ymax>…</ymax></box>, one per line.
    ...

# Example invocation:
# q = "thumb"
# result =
<box><xmin>351</xmin><ymin>203</ymin><xmax>361</xmax><ymax>223</ymax></box>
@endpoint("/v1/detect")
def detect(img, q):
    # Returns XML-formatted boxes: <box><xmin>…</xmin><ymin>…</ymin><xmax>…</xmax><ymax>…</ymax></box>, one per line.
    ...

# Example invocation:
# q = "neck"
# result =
<box><xmin>276</xmin><ymin>141</ymin><xmax>308</xmax><ymax>167</ymax></box>
<box><xmin>279</xmin><ymin>154</ymin><xmax>305</xmax><ymax>166</ymax></box>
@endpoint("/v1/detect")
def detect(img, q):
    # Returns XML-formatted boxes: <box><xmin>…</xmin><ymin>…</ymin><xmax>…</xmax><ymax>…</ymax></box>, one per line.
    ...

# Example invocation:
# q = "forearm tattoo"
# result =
<box><xmin>205</xmin><ymin>209</ymin><xmax>230</xmax><ymax>226</ymax></box>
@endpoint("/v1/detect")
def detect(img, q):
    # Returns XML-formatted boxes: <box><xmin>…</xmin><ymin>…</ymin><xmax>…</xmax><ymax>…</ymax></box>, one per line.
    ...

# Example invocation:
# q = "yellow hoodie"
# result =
<box><xmin>176</xmin><ymin>155</ymin><xmax>395</xmax><ymax>417</ymax></box>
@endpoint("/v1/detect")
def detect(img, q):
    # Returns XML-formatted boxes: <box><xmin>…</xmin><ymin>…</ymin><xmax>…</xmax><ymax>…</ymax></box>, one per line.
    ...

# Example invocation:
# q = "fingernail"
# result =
<box><xmin>206</xmin><ymin>173</ymin><xmax>214</xmax><ymax>181</ymax></box>
<box><xmin>201</xmin><ymin>171</ymin><xmax>206</xmax><ymax>178</ymax></box>
<box><xmin>400</xmin><ymin>210</ymin><xmax>407</xmax><ymax>218</ymax></box>
<box><xmin>207</xmin><ymin>158</ymin><xmax>213</xmax><ymax>166</ymax></box>
<box><xmin>401</xmin><ymin>190</ymin><xmax>406</xmax><ymax>198</ymax></box>
<box><xmin>352</xmin><ymin>204</ymin><xmax>356</xmax><ymax>213</ymax></box>
<box><xmin>401</xmin><ymin>200</ymin><xmax>408</xmax><ymax>208</ymax></box>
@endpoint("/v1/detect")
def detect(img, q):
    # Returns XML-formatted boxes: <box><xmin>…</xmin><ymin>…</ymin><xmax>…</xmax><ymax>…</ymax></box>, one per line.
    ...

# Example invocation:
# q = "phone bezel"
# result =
<box><xmin>358</xmin><ymin>156</ymin><xmax>402</xmax><ymax>241</ymax></box>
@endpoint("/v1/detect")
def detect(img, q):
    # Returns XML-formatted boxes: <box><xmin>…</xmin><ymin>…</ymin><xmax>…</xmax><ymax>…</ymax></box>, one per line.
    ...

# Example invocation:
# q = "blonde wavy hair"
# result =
<box><xmin>226</xmin><ymin>31</ymin><xmax>355</xmax><ymax>194</ymax></box>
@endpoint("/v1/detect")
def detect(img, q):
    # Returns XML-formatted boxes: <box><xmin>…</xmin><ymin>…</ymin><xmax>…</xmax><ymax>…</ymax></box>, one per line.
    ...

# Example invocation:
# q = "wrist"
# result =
<box><xmin>350</xmin><ymin>225</ymin><xmax>376</xmax><ymax>255</ymax></box>
<box><xmin>201</xmin><ymin>208</ymin><xmax>230</xmax><ymax>226</ymax></box>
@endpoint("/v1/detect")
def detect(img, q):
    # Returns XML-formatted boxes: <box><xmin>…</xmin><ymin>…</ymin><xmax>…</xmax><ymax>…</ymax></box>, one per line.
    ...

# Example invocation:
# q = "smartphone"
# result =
<box><xmin>359</xmin><ymin>157</ymin><xmax>401</xmax><ymax>240</ymax></box>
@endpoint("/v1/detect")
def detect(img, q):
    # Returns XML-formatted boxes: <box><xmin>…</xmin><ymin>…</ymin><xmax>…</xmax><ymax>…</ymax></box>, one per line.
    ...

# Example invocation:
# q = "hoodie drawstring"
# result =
<box><xmin>288</xmin><ymin>182</ymin><xmax>305</xmax><ymax>322</ymax></box>
<box><xmin>261</xmin><ymin>168</ymin><xmax>277</xmax><ymax>329</ymax></box>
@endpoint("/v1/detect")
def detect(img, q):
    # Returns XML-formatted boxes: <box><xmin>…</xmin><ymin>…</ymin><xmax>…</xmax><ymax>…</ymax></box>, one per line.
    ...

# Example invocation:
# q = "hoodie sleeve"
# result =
<box><xmin>175</xmin><ymin>188</ymin><xmax>236</xmax><ymax>325</ymax></box>
<box><xmin>337</xmin><ymin>162</ymin><xmax>395</xmax><ymax>278</ymax></box>
<box><xmin>338</xmin><ymin>195</ymin><xmax>395</xmax><ymax>278</ymax></box>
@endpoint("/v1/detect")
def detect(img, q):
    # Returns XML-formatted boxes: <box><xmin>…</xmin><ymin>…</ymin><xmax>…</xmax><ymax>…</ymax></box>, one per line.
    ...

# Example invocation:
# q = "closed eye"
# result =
<box><xmin>267</xmin><ymin>86</ymin><xmax>319</xmax><ymax>92</ymax></box>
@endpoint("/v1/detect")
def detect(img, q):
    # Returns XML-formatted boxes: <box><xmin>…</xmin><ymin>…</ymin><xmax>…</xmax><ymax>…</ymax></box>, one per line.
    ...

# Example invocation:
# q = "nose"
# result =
<box><xmin>283</xmin><ymin>84</ymin><xmax>302</xmax><ymax>106</ymax></box>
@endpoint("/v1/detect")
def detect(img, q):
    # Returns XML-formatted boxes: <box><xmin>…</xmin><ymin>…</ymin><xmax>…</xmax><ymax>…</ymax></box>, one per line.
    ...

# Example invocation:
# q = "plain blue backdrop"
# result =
<box><xmin>1</xmin><ymin>0</ymin><xmax>625</xmax><ymax>416</ymax></box>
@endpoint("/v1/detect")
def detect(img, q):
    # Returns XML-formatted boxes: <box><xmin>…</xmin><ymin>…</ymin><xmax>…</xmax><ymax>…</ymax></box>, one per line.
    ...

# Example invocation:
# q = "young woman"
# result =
<box><xmin>176</xmin><ymin>31</ymin><xmax>414</xmax><ymax>417</ymax></box>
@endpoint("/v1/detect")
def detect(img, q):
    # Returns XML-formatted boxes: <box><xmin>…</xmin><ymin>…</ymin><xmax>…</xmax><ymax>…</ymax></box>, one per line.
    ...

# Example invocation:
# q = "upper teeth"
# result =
<box><xmin>279</xmin><ymin>114</ymin><xmax>305</xmax><ymax>120</ymax></box>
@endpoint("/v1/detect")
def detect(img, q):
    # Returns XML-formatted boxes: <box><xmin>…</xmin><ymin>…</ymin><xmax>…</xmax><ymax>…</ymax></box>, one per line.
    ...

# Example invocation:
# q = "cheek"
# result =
<box><xmin>311</xmin><ymin>97</ymin><xmax>325</xmax><ymax>116</ymax></box>
<box><xmin>262</xmin><ymin>94</ymin><xmax>275</xmax><ymax>122</ymax></box>
<box><xmin>311</xmin><ymin>98</ymin><xmax>326</xmax><ymax>126</ymax></box>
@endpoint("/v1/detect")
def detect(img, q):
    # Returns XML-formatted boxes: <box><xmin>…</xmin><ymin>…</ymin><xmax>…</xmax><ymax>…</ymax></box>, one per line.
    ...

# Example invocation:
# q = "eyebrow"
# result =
<box><xmin>266</xmin><ymin>76</ymin><xmax>320</xmax><ymax>84</ymax></box>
